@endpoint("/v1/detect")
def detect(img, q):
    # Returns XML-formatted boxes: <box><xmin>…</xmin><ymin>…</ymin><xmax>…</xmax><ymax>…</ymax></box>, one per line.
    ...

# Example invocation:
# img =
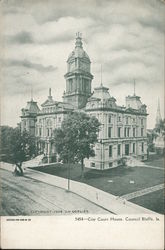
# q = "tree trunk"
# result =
<box><xmin>67</xmin><ymin>158</ymin><xmax>71</xmax><ymax>191</ymax></box>
<box><xmin>16</xmin><ymin>162</ymin><xmax>23</xmax><ymax>176</ymax></box>
<box><xmin>81</xmin><ymin>158</ymin><xmax>84</xmax><ymax>179</ymax></box>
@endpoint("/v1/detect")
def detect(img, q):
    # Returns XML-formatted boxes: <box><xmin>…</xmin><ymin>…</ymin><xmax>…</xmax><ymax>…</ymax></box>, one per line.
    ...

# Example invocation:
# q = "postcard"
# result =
<box><xmin>0</xmin><ymin>0</ymin><xmax>164</xmax><ymax>249</ymax></box>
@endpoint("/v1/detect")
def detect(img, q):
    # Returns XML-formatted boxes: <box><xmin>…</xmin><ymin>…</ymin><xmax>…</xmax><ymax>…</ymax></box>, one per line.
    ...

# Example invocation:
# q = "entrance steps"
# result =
<box><xmin>22</xmin><ymin>154</ymin><xmax>44</xmax><ymax>168</ymax></box>
<box><xmin>125</xmin><ymin>156</ymin><xmax>145</xmax><ymax>167</ymax></box>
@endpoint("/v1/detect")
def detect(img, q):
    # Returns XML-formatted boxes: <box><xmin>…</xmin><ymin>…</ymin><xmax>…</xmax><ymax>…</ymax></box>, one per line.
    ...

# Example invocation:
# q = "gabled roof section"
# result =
<box><xmin>41</xmin><ymin>88</ymin><xmax>55</xmax><ymax>107</ymax></box>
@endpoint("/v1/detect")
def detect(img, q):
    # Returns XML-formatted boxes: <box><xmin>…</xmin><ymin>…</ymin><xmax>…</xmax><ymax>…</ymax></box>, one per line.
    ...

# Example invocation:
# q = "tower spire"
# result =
<box><xmin>156</xmin><ymin>98</ymin><xmax>162</xmax><ymax>126</ymax></box>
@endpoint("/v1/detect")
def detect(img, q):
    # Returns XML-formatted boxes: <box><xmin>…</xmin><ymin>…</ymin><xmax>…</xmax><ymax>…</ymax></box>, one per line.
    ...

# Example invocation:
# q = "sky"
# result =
<box><xmin>0</xmin><ymin>0</ymin><xmax>164</xmax><ymax>129</ymax></box>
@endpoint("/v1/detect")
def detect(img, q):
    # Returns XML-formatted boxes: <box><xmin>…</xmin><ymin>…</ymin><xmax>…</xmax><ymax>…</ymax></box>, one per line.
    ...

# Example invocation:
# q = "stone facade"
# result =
<box><xmin>84</xmin><ymin>85</ymin><xmax>148</xmax><ymax>170</ymax></box>
<box><xmin>20</xmin><ymin>34</ymin><xmax>148</xmax><ymax>168</ymax></box>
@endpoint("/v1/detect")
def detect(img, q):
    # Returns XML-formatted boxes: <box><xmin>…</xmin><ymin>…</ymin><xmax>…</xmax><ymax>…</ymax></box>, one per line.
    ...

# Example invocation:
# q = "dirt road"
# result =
<box><xmin>0</xmin><ymin>169</ymin><xmax>110</xmax><ymax>216</ymax></box>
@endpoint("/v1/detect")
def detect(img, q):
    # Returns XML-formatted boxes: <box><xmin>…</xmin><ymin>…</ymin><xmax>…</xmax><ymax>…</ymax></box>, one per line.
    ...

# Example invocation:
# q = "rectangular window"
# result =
<box><xmin>117</xmin><ymin>144</ymin><xmax>121</xmax><ymax>156</ymax></box>
<box><xmin>126</xmin><ymin>117</ymin><xmax>128</xmax><ymax>125</ymax></box>
<box><xmin>125</xmin><ymin>144</ymin><xmax>129</xmax><ymax>156</ymax></box>
<box><xmin>117</xmin><ymin>127</ymin><xmax>121</xmax><ymax>138</ymax></box>
<box><xmin>124</xmin><ymin>127</ymin><xmax>127</xmax><ymax>137</ymax></box>
<box><xmin>133</xmin><ymin>143</ymin><xmax>135</xmax><ymax>154</ymax></box>
<box><xmin>39</xmin><ymin>128</ymin><xmax>42</xmax><ymax>136</ymax></box>
<box><xmin>118</xmin><ymin>116</ymin><xmax>121</xmax><ymax>122</ymax></box>
<box><xmin>141</xmin><ymin>128</ymin><xmax>144</xmax><ymax>137</ymax></box>
<box><xmin>142</xmin><ymin>142</ymin><xmax>144</xmax><ymax>152</ymax></box>
<box><xmin>127</xmin><ymin>128</ymin><xmax>130</xmax><ymax>137</ymax></box>
<box><xmin>90</xmin><ymin>162</ymin><xmax>95</xmax><ymax>168</ymax></box>
<box><xmin>108</xmin><ymin>115</ymin><xmax>112</xmax><ymax>123</ymax></box>
<box><xmin>108</xmin><ymin>127</ymin><xmax>112</xmax><ymax>138</ymax></box>
<box><xmin>109</xmin><ymin>145</ymin><xmax>113</xmax><ymax>157</ymax></box>
<box><xmin>109</xmin><ymin>162</ymin><xmax>113</xmax><ymax>168</ymax></box>
<box><xmin>133</xmin><ymin>127</ymin><xmax>136</xmax><ymax>137</ymax></box>
<box><xmin>141</xmin><ymin>119</ymin><xmax>143</xmax><ymax>125</ymax></box>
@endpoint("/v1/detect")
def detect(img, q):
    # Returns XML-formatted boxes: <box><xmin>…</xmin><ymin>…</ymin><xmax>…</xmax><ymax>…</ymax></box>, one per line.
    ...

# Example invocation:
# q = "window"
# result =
<box><xmin>109</xmin><ymin>145</ymin><xmax>113</xmax><ymax>157</ymax></box>
<box><xmin>69</xmin><ymin>79</ymin><xmax>73</xmax><ymax>92</ymax></box>
<box><xmin>125</xmin><ymin>144</ymin><xmax>129</xmax><ymax>156</ymax></box>
<box><xmin>142</xmin><ymin>142</ymin><xmax>144</xmax><ymax>153</ymax></box>
<box><xmin>127</xmin><ymin>128</ymin><xmax>130</xmax><ymax>137</ymax></box>
<box><xmin>117</xmin><ymin>144</ymin><xmax>121</xmax><ymax>156</ymax></box>
<box><xmin>108</xmin><ymin>115</ymin><xmax>112</xmax><ymax>123</ymax></box>
<box><xmin>133</xmin><ymin>143</ymin><xmax>135</xmax><ymax>154</ymax></box>
<box><xmin>118</xmin><ymin>127</ymin><xmax>121</xmax><ymax>138</ymax></box>
<box><xmin>108</xmin><ymin>127</ymin><xmax>112</xmax><ymax>138</ymax></box>
<box><xmin>133</xmin><ymin>128</ymin><xmax>136</xmax><ymax>137</ymax></box>
<box><xmin>91</xmin><ymin>162</ymin><xmax>95</xmax><ymax>168</ymax></box>
<box><xmin>124</xmin><ymin>127</ymin><xmax>127</xmax><ymax>137</ymax></box>
<box><xmin>141</xmin><ymin>128</ymin><xmax>144</xmax><ymax>137</ymax></box>
<box><xmin>118</xmin><ymin>116</ymin><xmax>121</xmax><ymax>122</ymax></box>
<box><xmin>141</xmin><ymin>119</ymin><xmax>143</xmax><ymax>125</ymax></box>
<box><xmin>47</xmin><ymin>128</ymin><xmax>49</xmax><ymax>137</ymax></box>
<box><xmin>126</xmin><ymin>117</ymin><xmax>128</xmax><ymax>124</ymax></box>
<box><xmin>109</xmin><ymin>162</ymin><xmax>113</xmax><ymax>168</ymax></box>
<box><xmin>58</xmin><ymin>117</ymin><xmax>61</xmax><ymax>122</ymax></box>
<box><xmin>39</xmin><ymin>128</ymin><xmax>42</xmax><ymax>136</ymax></box>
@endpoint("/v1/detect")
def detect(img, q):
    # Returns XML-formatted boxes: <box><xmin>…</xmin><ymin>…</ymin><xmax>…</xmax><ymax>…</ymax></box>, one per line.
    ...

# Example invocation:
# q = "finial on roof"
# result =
<box><xmin>75</xmin><ymin>32</ymin><xmax>83</xmax><ymax>48</ymax></box>
<box><xmin>133</xmin><ymin>79</ymin><xmax>136</xmax><ymax>96</ymax></box>
<box><xmin>30</xmin><ymin>84</ymin><xmax>33</xmax><ymax>101</ymax></box>
<box><xmin>100</xmin><ymin>64</ymin><xmax>103</xmax><ymax>87</ymax></box>
<box><xmin>49</xmin><ymin>88</ymin><xmax>51</xmax><ymax>97</ymax></box>
<box><xmin>76</xmin><ymin>32</ymin><xmax>82</xmax><ymax>38</ymax></box>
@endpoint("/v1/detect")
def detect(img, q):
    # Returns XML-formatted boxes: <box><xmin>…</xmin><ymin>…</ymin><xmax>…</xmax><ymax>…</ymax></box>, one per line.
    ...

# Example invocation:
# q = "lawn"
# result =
<box><xmin>32</xmin><ymin>155</ymin><xmax>164</xmax><ymax>214</ymax></box>
<box><xmin>131</xmin><ymin>189</ymin><xmax>164</xmax><ymax>214</ymax></box>
<box><xmin>146</xmin><ymin>153</ymin><xmax>164</xmax><ymax>169</ymax></box>
<box><xmin>33</xmin><ymin>164</ymin><xmax>164</xmax><ymax>196</ymax></box>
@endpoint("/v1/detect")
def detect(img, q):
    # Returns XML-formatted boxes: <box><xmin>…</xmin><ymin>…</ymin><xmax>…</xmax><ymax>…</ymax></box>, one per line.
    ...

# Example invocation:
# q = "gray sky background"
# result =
<box><xmin>0</xmin><ymin>0</ymin><xmax>164</xmax><ymax>129</ymax></box>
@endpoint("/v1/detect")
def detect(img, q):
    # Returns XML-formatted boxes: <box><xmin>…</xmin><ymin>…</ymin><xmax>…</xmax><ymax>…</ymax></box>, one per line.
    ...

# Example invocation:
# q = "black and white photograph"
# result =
<box><xmin>0</xmin><ymin>0</ymin><xmax>164</xmax><ymax>249</ymax></box>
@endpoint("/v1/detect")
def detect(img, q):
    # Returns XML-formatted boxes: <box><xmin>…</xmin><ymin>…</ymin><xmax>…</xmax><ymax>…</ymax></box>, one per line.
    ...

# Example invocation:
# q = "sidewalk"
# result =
<box><xmin>0</xmin><ymin>162</ymin><xmax>158</xmax><ymax>215</ymax></box>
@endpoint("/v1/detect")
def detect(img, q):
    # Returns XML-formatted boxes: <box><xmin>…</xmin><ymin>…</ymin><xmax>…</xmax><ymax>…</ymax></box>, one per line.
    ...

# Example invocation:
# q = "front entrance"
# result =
<box><xmin>125</xmin><ymin>144</ymin><xmax>129</xmax><ymax>156</ymax></box>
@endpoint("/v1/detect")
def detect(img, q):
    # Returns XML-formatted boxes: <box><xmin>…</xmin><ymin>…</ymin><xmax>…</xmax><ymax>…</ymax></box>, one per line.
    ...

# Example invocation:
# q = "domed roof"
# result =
<box><xmin>67</xmin><ymin>33</ymin><xmax>90</xmax><ymax>62</ymax></box>
<box><xmin>92</xmin><ymin>84</ymin><xmax>111</xmax><ymax>101</ymax></box>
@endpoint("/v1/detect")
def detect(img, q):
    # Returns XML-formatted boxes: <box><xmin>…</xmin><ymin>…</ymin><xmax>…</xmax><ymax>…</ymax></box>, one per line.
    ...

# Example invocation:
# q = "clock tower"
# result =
<box><xmin>63</xmin><ymin>33</ymin><xmax>93</xmax><ymax>109</ymax></box>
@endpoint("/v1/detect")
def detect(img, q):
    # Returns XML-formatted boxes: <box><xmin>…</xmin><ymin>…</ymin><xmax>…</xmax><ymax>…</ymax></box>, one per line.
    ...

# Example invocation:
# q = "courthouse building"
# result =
<box><xmin>21</xmin><ymin>33</ymin><xmax>148</xmax><ymax>170</ymax></box>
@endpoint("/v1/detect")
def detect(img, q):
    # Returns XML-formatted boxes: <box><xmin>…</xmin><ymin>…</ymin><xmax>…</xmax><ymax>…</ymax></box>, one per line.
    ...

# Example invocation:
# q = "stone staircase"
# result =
<box><xmin>125</xmin><ymin>156</ymin><xmax>145</xmax><ymax>167</ymax></box>
<box><xmin>22</xmin><ymin>154</ymin><xmax>44</xmax><ymax>168</ymax></box>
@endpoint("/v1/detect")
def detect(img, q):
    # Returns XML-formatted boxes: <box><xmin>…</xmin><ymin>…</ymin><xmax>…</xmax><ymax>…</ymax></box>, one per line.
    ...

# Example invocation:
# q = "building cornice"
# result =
<box><xmin>85</xmin><ymin>107</ymin><xmax>148</xmax><ymax>116</ymax></box>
